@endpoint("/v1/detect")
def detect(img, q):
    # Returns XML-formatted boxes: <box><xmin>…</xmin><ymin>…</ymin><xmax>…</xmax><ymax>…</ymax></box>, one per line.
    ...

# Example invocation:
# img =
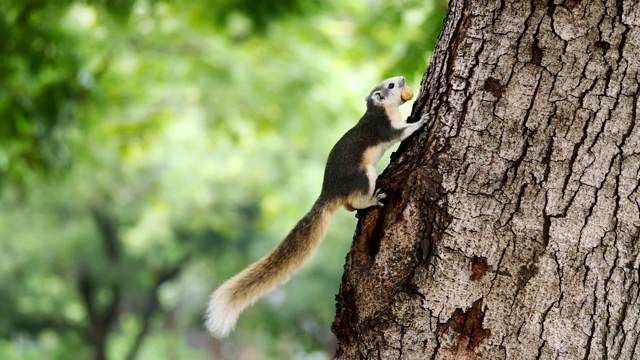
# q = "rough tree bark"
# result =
<box><xmin>332</xmin><ymin>0</ymin><xmax>640</xmax><ymax>359</ymax></box>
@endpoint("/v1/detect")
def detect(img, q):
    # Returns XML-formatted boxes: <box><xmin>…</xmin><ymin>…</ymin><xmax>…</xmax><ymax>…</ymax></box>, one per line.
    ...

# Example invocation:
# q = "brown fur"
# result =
<box><xmin>205</xmin><ymin>198</ymin><xmax>341</xmax><ymax>337</ymax></box>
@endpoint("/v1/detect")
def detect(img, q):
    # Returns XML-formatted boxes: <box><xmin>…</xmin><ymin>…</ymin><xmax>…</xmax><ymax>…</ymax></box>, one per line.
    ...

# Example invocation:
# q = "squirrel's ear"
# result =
<box><xmin>369</xmin><ymin>90</ymin><xmax>384</xmax><ymax>104</ymax></box>
<box><xmin>365</xmin><ymin>90</ymin><xmax>385</xmax><ymax>104</ymax></box>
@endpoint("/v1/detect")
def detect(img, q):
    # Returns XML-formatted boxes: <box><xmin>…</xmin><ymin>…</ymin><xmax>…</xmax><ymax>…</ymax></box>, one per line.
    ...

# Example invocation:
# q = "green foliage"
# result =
<box><xmin>0</xmin><ymin>0</ymin><xmax>445</xmax><ymax>358</ymax></box>
<box><xmin>1</xmin><ymin>0</ymin><xmax>81</xmax><ymax>187</ymax></box>
<box><xmin>210</xmin><ymin>0</ymin><xmax>323</xmax><ymax>32</ymax></box>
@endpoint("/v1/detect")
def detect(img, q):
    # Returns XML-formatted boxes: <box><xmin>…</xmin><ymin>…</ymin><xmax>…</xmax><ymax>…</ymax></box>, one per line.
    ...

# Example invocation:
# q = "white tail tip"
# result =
<box><xmin>205</xmin><ymin>288</ymin><xmax>241</xmax><ymax>338</ymax></box>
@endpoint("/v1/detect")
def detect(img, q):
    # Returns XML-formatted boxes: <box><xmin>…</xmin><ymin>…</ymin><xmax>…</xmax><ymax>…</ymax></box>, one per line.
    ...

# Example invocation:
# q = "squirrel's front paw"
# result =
<box><xmin>418</xmin><ymin>113</ymin><xmax>431</xmax><ymax>125</ymax></box>
<box><xmin>372</xmin><ymin>188</ymin><xmax>387</xmax><ymax>206</ymax></box>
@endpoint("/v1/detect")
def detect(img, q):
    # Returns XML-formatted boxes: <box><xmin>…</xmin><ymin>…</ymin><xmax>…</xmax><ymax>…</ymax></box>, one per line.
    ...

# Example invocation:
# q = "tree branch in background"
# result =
<box><xmin>74</xmin><ymin>206</ymin><xmax>124</xmax><ymax>360</ymax></box>
<box><xmin>126</xmin><ymin>260</ymin><xmax>188</xmax><ymax>360</ymax></box>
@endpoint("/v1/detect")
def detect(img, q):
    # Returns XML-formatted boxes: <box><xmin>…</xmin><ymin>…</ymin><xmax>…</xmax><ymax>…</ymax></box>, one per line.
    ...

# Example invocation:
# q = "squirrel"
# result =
<box><xmin>205</xmin><ymin>76</ymin><xmax>430</xmax><ymax>337</ymax></box>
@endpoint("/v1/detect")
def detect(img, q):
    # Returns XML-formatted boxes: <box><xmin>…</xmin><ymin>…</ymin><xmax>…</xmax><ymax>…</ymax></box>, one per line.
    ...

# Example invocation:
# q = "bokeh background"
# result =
<box><xmin>0</xmin><ymin>0</ymin><xmax>445</xmax><ymax>359</ymax></box>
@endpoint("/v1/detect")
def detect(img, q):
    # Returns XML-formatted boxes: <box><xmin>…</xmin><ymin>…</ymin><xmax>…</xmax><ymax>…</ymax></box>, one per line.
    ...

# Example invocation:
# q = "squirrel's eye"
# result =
<box><xmin>388</xmin><ymin>83</ymin><xmax>395</xmax><ymax>89</ymax></box>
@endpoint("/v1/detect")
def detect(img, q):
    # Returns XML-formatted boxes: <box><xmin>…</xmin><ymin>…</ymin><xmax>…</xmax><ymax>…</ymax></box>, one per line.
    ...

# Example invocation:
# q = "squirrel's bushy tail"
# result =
<box><xmin>205</xmin><ymin>198</ymin><xmax>339</xmax><ymax>337</ymax></box>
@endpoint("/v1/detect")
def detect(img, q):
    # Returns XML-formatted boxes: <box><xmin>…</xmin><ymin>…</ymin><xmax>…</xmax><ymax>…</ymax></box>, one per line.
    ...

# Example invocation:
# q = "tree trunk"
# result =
<box><xmin>332</xmin><ymin>0</ymin><xmax>640</xmax><ymax>359</ymax></box>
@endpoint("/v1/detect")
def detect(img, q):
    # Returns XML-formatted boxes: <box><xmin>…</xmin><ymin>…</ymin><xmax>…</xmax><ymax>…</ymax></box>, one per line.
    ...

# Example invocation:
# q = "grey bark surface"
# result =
<box><xmin>332</xmin><ymin>0</ymin><xmax>640</xmax><ymax>359</ymax></box>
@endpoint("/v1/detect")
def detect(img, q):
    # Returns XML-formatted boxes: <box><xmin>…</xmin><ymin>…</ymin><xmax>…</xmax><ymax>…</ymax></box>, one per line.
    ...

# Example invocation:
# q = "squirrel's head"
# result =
<box><xmin>365</xmin><ymin>76</ymin><xmax>413</xmax><ymax>108</ymax></box>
